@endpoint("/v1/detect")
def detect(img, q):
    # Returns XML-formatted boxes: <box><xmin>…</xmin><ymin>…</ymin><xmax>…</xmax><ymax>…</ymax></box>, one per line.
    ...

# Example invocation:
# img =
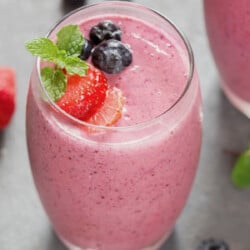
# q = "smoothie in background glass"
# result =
<box><xmin>204</xmin><ymin>0</ymin><xmax>250</xmax><ymax>117</ymax></box>
<box><xmin>26</xmin><ymin>2</ymin><xmax>202</xmax><ymax>250</ymax></box>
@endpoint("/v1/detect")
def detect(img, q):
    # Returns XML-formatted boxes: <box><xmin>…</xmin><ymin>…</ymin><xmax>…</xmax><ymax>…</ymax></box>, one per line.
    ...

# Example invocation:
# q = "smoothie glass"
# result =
<box><xmin>204</xmin><ymin>0</ymin><xmax>250</xmax><ymax>117</ymax></box>
<box><xmin>26</xmin><ymin>2</ymin><xmax>202</xmax><ymax>250</ymax></box>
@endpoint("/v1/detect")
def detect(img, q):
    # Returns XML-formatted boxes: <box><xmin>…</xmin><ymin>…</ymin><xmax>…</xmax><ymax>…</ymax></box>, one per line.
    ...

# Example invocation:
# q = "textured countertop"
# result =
<box><xmin>0</xmin><ymin>0</ymin><xmax>250</xmax><ymax>249</ymax></box>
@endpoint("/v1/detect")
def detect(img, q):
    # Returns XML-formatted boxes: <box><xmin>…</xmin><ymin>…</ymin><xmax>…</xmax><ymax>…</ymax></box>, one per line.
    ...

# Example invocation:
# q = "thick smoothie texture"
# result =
<box><xmin>26</xmin><ymin>4</ymin><xmax>202</xmax><ymax>250</ymax></box>
<box><xmin>79</xmin><ymin>16</ymin><xmax>188</xmax><ymax>126</ymax></box>
<box><xmin>204</xmin><ymin>0</ymin><xmax>250</xmax><ymax>105</ymax></box>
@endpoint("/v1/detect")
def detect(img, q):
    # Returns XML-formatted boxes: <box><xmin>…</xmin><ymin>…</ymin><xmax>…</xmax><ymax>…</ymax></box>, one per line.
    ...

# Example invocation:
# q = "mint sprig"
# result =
<box><xmin>56</xmin><ymin>25</ymin><xmax>84</xmax><ymax>56</ymax></box>
<box><xmin>231</xmin><ymin>148</ymin><xmax>250</xmax><ymax>189</ymax></box>
<box><xmin>41</xmin><ymin>67</ymin><xmax>66</xmax><ymax>101</ymax></box>
<box><xmin>25</xmin><ymin>25</ymin><xmax>88</xmax><ymax>101</ymax></box>
<box><xmin>25</xmin><ymin>38</ymin><xmax>59</xmax><ymax>61</ymax></box>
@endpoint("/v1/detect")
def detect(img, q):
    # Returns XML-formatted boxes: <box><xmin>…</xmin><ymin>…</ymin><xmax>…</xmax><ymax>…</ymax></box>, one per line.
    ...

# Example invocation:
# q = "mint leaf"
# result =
<box><xmin>64</xmin><ymin>56</ymin><xmax>88</xmax><ymax>76</ymax></box>
<box><xmin>231</xmin><ymin>149</ymin><xmax>250</xmax><ymax>188</ymax></box>
<box><xmin>54</xmin><ymin>50</ymin><xmax>68</xmax><ymax>69</ymax></box>
<box><xmin>25</xmin><ymin>25</ymin><xmax>88</xmax><ymax>77</ymax></box>
<box><xmin>56</xmin><ymin>25</ymin><xmax>84</xmax><ymax>57</ymax></box>
<box><xmin>41</xmin><ymin>67</ymin><xmax>66</xmax><ymax>101</ymax></box>
<box><xmin>25</xmin><ymin>38</ymin><xmax>59</xmax><ymax>61</ymax></box>
<box><xmin>53</xmin><ymin>55</ymin><xmax>88</xmax><ymax>76</ymax></box>
<box><xmin>25</xmin><ymin>25</ymin><xmax>89</xmax><ymax>102</ymax></box>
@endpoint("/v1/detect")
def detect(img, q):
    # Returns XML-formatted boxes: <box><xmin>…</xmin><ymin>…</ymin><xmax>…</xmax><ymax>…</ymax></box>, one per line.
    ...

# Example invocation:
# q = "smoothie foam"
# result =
<box><xmin>26</xmin><ymin>3</ymin><xmax>202</xmax><ymax>250</ymax></box>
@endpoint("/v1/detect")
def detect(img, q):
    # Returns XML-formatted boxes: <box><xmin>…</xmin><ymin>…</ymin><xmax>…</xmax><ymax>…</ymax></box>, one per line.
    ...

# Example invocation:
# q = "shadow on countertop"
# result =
<box><xmin>0</xmin><ymin>131</ymin><xmax>5</xmax><ymax>160</ymax></box>
<box><xmin>46</xmin><ymin>228</ymin><xmax>181</xmax><ymax>250</ymax></box>
<box><xmin>60</xmin><ymin>0</ymin><xmax>133</xmax><ymax>15</ymax></box>
<box><xmin>46</xmin><ymin>230</ymin><xmax>67</xmax><ymax>250</ymax></box>
<box><xmin>160</xmin><ymin>230</ymin><xmax>182</xmax><ymax>250</ymax></box>
<box><xmin>61</xmin><ymin>0</ymin><xmax>87</xmax><ymax>15</ymax></box>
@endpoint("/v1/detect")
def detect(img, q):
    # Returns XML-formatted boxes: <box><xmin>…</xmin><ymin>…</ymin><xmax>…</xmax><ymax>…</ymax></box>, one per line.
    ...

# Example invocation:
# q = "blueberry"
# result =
<box><xmin>92</xmin><ymin>39</ymin><xmax>132</xmax><ymax>74</ymax></box>
<box><xmin>197</xmin><ymin>239</ymin><xmax>230</xmax><ymax>250</ymax></box>
<box><xmin>79</xmin><ymin>39</ymin><xmax>93</xmax><ymax>60</ymax></box>
<box><xmin>89</xmin><ymin>20</ymin><xmax>122</xmax><ymax>45</ymax></box>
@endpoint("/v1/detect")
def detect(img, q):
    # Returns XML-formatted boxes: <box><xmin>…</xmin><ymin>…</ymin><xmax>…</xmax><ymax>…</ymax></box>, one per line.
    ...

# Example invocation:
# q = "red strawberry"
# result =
<box><xmin>56</xmin><ymin>64</ymin><xmax>108</xmax><ymax>121</ymax></box>
<box><xmin>87</xmin><ymin>87</ymin><xmax>124</xmax><ymax>126</ymax></box>
<box><xmin>0</xmin><ymin>67</ymin><xmax>16</xmax><ymax>130</ymax></box>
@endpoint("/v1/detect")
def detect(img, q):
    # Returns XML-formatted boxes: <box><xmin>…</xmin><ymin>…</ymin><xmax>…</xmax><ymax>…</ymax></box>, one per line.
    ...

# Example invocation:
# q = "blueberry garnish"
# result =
<box><xmin>197</xmin><ymin>239</ymin><xmax>230</xmax><ymax>250</ymax></box>
<box><xmin>79</xmin><ymin>39</ymin><xmax>94</xmax><ymax>60</ymax></box>
<box><xmin>92</xmin><ymin>39</ymin><xmax>132</xmax><ymax>74</ymax></box>
<box><xmin>89</xmin><ymin>20</ymin><xmax>122</xmax><ymax>45</ymax></box>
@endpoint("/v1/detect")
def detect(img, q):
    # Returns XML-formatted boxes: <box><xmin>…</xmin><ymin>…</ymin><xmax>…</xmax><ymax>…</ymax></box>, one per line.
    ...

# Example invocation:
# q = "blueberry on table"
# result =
<box><xmin>79</xmin><ymin>39</ymin><xmax>94</xmax><ymax>60</ymax></box>
<box><xmin>92</xmin><ymin>39</ymin><xmax>132</xmax><ymax>74</ymax></box>
<box><xmin>89</xmin><ymin>20</ymin><xmax>122</xmax><ymax>45</ymax></box>
<box><xmin>197</xmin><ymin>239</ymin><xmax>230</xmax><ymax>250</ymax></box>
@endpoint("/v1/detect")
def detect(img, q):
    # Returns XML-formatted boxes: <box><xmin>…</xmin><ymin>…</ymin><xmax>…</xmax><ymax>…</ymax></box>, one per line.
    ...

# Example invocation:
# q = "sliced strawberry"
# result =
<box><xmin>0</xmin><ymin>67</ymin><xmax>16</xmax><ymax>130</ymax></box>
<box><xmin>87</xmin><ymin>87</ymin><xmax>124</xmax><ymax>126</ymax></box>
<box><xmin>56</xmin><ymin>64</ymin><xmax>108</xmax><ymax>121</ymax></box>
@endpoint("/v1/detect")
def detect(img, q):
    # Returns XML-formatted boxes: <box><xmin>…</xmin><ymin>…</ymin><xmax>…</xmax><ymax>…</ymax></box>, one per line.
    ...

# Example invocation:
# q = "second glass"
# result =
<box><xmin>204</xmin><ymin>0</ymin><xmax>250</xmax><ymax>117</ymax></box>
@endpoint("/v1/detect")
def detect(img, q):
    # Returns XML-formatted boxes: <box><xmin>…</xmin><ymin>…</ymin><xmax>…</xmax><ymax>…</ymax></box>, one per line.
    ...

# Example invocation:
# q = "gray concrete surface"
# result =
<box><xmin>0</xmin><ymin>0</ymin><xmax>250</xmax><ymax>249</ymax></box>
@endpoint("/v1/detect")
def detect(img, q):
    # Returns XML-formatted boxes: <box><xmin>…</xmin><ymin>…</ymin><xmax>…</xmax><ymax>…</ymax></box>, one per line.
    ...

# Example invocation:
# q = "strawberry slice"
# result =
<box><xmin>56</xmin><ymin>64</ymin><xmax>108</xmax><ymax>121</ymax></box>
<box><xmin>87</xmin><ymin>87</ymin><xmax>124</xmax><ymax>126</ymax></box>
<box><xmin>0</xmin><ymin>68</ymin><xmax>16</xmax><ymax>130</ymax></box>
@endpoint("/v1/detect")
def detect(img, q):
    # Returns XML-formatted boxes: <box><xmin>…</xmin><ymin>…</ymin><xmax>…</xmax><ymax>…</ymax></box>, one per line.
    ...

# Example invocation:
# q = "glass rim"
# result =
<box><xmin>36</xmin><ymin>1</ymin><xmax>195</xmax><ymax>132</ymax></box>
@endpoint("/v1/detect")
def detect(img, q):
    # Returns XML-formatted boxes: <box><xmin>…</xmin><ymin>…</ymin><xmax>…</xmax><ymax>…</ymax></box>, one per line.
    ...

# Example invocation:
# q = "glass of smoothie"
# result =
<box><xmin>26</xmin><ymin>1</ymin><xmax>202</xmax><ymax>250</ymax></box>
<box><xmin>204</xmin><ymin>0</ymin><xmax>250</xmax><ymax>117</ymax></box>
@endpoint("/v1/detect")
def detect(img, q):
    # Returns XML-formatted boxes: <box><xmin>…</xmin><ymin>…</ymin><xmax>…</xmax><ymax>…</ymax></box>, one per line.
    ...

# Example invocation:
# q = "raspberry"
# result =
<box><xmin>0</xmin><ymin>67</ymin><xmax>16</xmax><ymax>130</ymax></box>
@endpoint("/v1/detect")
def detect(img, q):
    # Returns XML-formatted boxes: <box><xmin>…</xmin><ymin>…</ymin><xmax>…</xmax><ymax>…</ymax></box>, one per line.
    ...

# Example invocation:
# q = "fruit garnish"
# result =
<box><xmin>79</xmin><ymin>39</ymin><xmax>94</xmax><ymax>60</ymax></box>
<box><xmin>231</xmin><ymin>147</ymin><xmax>250</xmax><ymax>189</ymax></box>
<box><xmin>25</xmin><ymin>23</ymin><xmax>127</xmax><ymax>126</ymax></box>
<box><xmin>56</xmin><ymin>64</ymin><xmax>108</xmax><ymax>121</ymax></box>
<box><xmin>92</xmin><ymin>39</ymin><xmax>132</xmax><ymax>74</ymax></box>
<box><xmin>25</xmin><ymin>25</ymin><xmax>88</xmax><ymax>101</ymax></box>
<box><xmin>89</xmin><ymin>20</ymin><xmax>122</xmax><ymax>45</ymax></box>
<box><xmin>197</xmin><ymin>239</ymin><xmax>230</xmax><ymax>250</ymax></box>
<box><xmin>0</xmin><ymin>67</ymin><xmax>16</xmax><ymax>130</ymax></box>
<box><xmin>87</xmin><ymin>87</ymin><xmax>124</xmax><ymax>126</ymax></box>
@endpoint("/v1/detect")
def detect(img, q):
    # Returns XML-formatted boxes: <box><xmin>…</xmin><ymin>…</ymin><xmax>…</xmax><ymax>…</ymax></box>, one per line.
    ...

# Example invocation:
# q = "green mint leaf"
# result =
<box><xmin>56</xmin><ymin>25</ymin><xmax>84</xmax><ymax>57</ymax></box>
<box><xmin>25</xmin><ymin>38</ymin><xmax>59</xmax><ymax>61</ymax></box>
<box><xmin>64</xmin><ymin>56</ymin><xmax>88</xmax><ymax>76</ymax></box>
<box><xmin>54</xmin><ymin>50</ymin><xmax>68</xmax><ymax>69</ymax></box>
<box><xmin>25</xmin><ymin>25</ymin><xmax>89</xmax><ymax>103</ymax></box>
<box><xmin>41</xmin><ymin>67</ymin><xmax>66</xmax><ymax>101</ymax></box>
<box><xmin>231</xmin><ymin>150</ymin><xmax>250</xmax><ymax>189</ymax></box>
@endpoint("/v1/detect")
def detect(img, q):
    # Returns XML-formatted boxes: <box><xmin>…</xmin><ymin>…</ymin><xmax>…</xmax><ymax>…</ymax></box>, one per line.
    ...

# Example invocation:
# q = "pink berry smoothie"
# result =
<box><xmin>26</xmin><ymin>2</ymin><xmax>202</xmax><ymax>250</ymax></box>
<box><xmin>204</xmin><ymin>0</ymin><xmax>250</xmax><ymax>117</ymax></box>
